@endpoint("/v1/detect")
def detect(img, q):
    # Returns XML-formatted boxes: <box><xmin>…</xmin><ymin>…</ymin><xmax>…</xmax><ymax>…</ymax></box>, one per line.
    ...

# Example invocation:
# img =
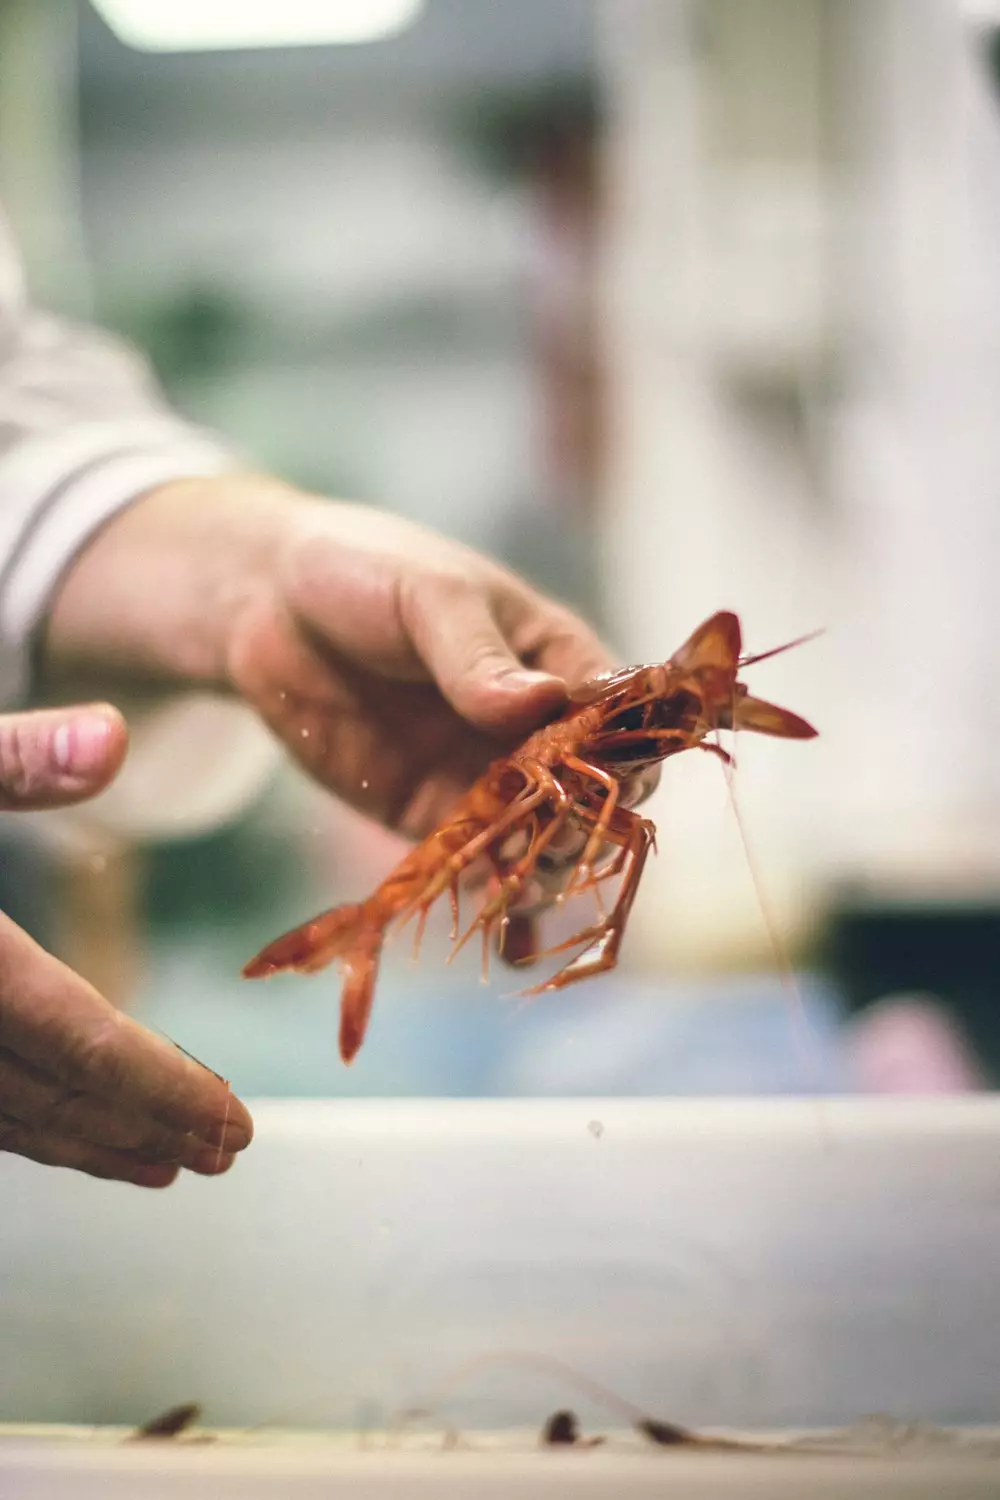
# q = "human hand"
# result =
<box><xmin>43</xmin><ymin>475</ymin><xmax>659</xmax><ymax>839</ymax></box>
<box><xmin>224</xmin><ymin>490</ymin><xmax>625</xmax><ymax>837</ymax></box>
<box><xmin>0</xmin><ymin>704</ymin><xmax>253</xmax><ymax>1185</ymax></box>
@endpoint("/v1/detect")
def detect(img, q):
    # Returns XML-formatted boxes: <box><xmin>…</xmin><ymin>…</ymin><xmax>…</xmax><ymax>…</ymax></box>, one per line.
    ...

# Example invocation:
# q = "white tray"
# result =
<box><xmin>2</xmin><ymin>1434</ymin><xmax>1000</xmax><ymax>1499</ymax></box>
<box><xmin>2</xmin><ymin>1098</ymin><xmax>1000</xmax><ymax>1494</ymax></box>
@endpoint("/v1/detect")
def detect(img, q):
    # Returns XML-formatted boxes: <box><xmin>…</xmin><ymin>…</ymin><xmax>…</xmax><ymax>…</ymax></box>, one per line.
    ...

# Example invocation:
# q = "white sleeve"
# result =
<box><xmin>0</xmin><ymin>206</ymin><xmax>239</xmax><ymax>707</ymax></box>
<box><xmin>0</xmin><ymin>208</ymin><xmax>279</xmax><ymax>842</ymax></box>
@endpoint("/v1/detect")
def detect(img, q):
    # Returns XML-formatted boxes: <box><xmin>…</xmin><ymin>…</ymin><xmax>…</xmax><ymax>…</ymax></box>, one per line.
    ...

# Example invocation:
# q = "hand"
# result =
<box><xmin>224</xmin><ymin>496</ymin><xmax>621</xmax><ymax>837</ymax></box>
<box><xmin>0</xmin><ymin>704</ymin><xmax>253</xmax><ymax>1185</ymax></box>
<box><xmin>43</xmin><ymin>475</ymin><xmax>659</xmax><ymax>838</ymax></box>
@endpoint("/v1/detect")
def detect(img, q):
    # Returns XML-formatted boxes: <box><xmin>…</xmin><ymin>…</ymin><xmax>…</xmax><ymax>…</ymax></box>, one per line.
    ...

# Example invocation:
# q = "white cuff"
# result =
<box><xmin>0</xmin><ymin>424</ymin><xmax>237</xmax><ymax>706</ymax></box>
<box><xmin>0</xmin><ymin>428</ymin><xmax>282</xmax><ymax>843</ymax></box>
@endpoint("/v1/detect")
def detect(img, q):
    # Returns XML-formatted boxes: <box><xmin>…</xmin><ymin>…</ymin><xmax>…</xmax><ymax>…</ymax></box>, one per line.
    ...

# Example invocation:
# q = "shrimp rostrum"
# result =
<box><xmin>243</xmin><ymin>610</ymin><xmax>818</xmax><ymax>1063</ymax></box>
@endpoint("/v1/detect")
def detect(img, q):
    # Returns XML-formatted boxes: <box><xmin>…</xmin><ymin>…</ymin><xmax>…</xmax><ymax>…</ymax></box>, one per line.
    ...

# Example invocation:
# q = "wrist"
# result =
<box><xmin>39</xmin><ymin>473</ymin><xmax>313</xmax><ymax>694</ymax></box>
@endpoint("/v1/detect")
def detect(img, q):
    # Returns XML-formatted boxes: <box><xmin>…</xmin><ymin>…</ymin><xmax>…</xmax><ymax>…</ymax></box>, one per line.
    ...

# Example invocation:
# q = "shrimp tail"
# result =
<box><xmin>242</xmin><ymin>901</ymin><xmax>386</xmax><ymax>1064</ymax></box>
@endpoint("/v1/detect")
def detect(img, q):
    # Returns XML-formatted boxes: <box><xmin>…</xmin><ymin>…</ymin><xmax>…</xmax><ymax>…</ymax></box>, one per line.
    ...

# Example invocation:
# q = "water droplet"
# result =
<box><xmin>587</xmin><ymin>1120</ymin><xmax>604</xmax><ymax>1140</ymax></box>
<box><xmin>300</xmin><ymin>728</ymin><xmax>310</xmax><ymax>739</ymax></box>
<box><xmin>361</xmin><ymin>779</ymin><xmax>369</xmax><ymax>790</ymax></box>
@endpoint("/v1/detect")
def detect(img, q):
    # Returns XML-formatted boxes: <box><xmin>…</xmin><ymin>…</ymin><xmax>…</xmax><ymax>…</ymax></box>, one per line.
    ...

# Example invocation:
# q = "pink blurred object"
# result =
<box><xmin>847</xmin><ymin>994</ymin><xmax>986</xmax><ymax>1095</ymax></box>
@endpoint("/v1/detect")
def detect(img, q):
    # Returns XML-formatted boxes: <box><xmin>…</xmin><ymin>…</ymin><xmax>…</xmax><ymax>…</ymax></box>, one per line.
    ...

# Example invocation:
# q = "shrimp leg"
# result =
<box><xmin>448</xmin><ymin>767</ymin><xmax>573</xmax><ymax>962</ymax></box>
<box><xmin>559</xmin><ymin>755</ymin><xmax>620</xmax><ymax>902</ymax></box>
<box><xmin>516</xmin><ymin>809</ymin><xmax>656</xmax><ymax>996</ymax></box>
<box><xmin>392</xmin><ymin>761</ymin><xmax>559</xmax><ymax>938</ymax></box>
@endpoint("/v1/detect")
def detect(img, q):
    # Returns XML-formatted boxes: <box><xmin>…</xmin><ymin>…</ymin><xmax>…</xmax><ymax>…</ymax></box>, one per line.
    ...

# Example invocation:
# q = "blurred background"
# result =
<box><xmin>2</xmin><ymin>0</ymin><xmax>1000</xmax><ymax>1097</ymax></box>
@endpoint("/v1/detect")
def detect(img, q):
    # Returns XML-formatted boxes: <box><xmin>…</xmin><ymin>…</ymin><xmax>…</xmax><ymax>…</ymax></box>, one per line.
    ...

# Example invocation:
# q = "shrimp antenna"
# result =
<box><xmin>739</xmin><ymin>626</ymin><xmax>824</xmax><ymax>669</ymax></box>
<box><xmin>713</xmin><ymin>746</ymin><xmax>829</xmax><ymax>1116</ymax></box>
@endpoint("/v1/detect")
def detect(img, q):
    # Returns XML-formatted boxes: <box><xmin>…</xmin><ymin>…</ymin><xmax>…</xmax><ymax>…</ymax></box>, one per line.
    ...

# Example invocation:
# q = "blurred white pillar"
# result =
<box><xmin>823</xmin><ymin>0</ymin><xmax>1000</xmax><ymax>901</ymax></box>
<box><xmin>597</xmin><ymin>0</ymin><xmax>1000</xmax><ymax>980</ymax></box>
<box><xmin>596</xmin><ymin>0</ymin><xmax>831</xmax><ymax>970</ymax></box>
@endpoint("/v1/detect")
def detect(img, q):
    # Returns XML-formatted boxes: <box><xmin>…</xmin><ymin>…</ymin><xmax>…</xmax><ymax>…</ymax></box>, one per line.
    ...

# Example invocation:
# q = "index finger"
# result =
<box><xmin>508</xmin><ymin>601</ymin><xmax>617</xmax><ymax>693</ymax></box>
<box><xmin>0</xmin><ymin>914</ymin><xmax>252</xmax><ymax>1149</ymax></box>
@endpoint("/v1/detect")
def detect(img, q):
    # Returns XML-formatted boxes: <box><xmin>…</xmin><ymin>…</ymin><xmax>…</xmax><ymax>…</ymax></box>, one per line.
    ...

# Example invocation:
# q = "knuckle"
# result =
<box><xmin>545</xmin><ymin>602</ymin><xmax>584</xmax><ymax>634</ymax></box>
<box><xmin>138</xmin><ymin>1126</ymin><xmax>186</xmax><ymax>1165</ymax></box>
<box><xmin>407</xmin><ymin>569</ymin><xmax>479</xmax><ymax>621</ymax></box>
<box><xmin>0</xmin><ymin>1111</ymin><xmax>125</xmax><ymax>1181</ymax></box>
<box><xmin>430</xmin><ymin>569</ymin><xmax>477</xmax><ymax>604</ymax></box>
<box><xmin>460</xmin><ymin>636</ymin><xmax>508</xmax><ymax>676</ymax></box>
<box><xmin>32</xmin><ymin>1085</ymin><xmax>87</xmax><ymax>1138</ymax></box>
<box><xmin>69</xmin><ymin>1013</ymin><xmax>128</xmax><ymax>1098</ymax></box>
<box><xmin>544</xmin><ymin>607</ymin><xmax>609</xmax><ymax>664</ymax></box>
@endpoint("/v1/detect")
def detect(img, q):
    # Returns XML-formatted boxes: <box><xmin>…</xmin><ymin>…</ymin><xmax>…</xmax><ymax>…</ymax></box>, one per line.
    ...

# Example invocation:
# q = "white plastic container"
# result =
<box><xmin>2</xmin><ymin>1097</ymin><xmax>1000</xmax><ymax>1496</ymax></box>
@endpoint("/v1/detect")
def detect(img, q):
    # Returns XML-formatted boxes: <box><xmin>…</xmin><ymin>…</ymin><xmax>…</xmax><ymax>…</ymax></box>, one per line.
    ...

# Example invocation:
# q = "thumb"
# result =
<box><xmin>406</xmin><ymin>583</ymin><xmax>567</xmax><ymax>734</ymax></box>
<box><xmin>0</xmin><ymin>704</ymin><xmax>128</xmax><ymax>812</ymax></box>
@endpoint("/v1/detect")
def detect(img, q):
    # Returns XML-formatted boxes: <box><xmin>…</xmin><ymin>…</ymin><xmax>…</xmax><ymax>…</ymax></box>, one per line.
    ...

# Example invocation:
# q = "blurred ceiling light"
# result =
<box><xmin>89</xmin><ymin>0</ymin><xmax>426</xmax><ymax>52</ymax></box>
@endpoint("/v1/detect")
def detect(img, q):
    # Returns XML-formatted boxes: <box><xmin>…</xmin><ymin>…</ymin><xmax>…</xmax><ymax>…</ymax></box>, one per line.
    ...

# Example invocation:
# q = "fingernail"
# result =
<box><xmin>498</xmin><ymin>669</ymin><xmax>564</xmax><ymax>693</ymax></box>
<box><xmin>53</xmin><ymin>712</ymin><xmax>113</xmax><ymax>777</ymax></box>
